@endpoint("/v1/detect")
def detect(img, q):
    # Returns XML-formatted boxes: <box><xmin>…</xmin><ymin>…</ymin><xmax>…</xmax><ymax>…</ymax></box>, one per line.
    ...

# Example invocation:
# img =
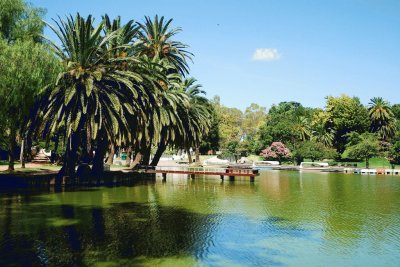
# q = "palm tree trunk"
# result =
<box><xmin>150</xmin><ymin>128</ymin><xmax>168</xmax><ymax>166</ymax></box>
<box><xmin>106</xmin><ymin>143</ymin><xmax>114</xmax><ymax>165</ymax></box>
<box><xmin>142</xmin><ymin>141</ymin><xmax>152</xmax><ymax>165</ymax></box>
<box><xmin>51</xmin><ymin>134</ymin><xmax>59</xmax><ymax>163</ymax></box>
<box><xmin>150</xmin><ymin>141</ymin><xmax>167</xmax><ymax>166</ymax></box>
<box><xmin>20</xmin><ymin>137</ymin><xmax>25</xmax><ymax>168</ymax></box>
<box><xmin>130</xmin><ymin>152</ymin><xmax>142</xmax><ymax>168</ymax></box>
<box><xmin>7</xmin><ymin>128</ymin><xmax>16</xmax><ymax>171</ymax></box>
<box><xmin>62</xmin><ymin>132</ymin><xmax>79</xmax><ymax>178</ymax></box>
<box><xmin>125</xmin><ymin>146</ymin><xmax>132</xmax><ymax>167</ymax></box>
<box><xmin>187</xmin><ymin>148</ymin><xmax>192</xmax><ymax>164</ymax></box>
<box><xmin>195</xmin><ymin>145</ymin><xmax>200</xmax><ymax>163</ymax></box>
<box><xmin>92</xmin><ymin>136</ymin><xmax>108</xmax><ymax>176</ymax></box>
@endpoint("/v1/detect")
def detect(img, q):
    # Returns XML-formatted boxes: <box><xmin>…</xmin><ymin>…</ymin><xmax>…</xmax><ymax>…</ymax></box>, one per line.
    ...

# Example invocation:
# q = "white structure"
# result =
<box><xmin>252</xmin><ymin>161</ymin><xmax>280</xmax><ymax>169</ymax></box>
<box><xmin>203</xmin><ymin>157</ymin><xmax>229</xmax><ymax>167</ymax></box>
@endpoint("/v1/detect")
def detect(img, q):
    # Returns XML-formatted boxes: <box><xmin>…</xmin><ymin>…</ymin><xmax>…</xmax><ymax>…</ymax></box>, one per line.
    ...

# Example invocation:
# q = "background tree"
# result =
<box><xmin>0</xmin><ymin>40</ymin><xmax>61</xmax><ymax>170</ymax></box>
<box><xmin>0</xmin><ymin>1</ymin><xmax>60</xmax><ymax>171</ymax></box>
<box><xmin>240</xmin><ymin>103</ymin><xmax>267</xmax><ymax>154</ymax></box>
<box><xmin>343</xmin><ymin>132</ymin><xmax>380</xmax><ymax>168</ymax></box>
<box><xmin>368</xmin><ymin>97</ymin><xmax>396</xmax><ymax>140</ymax></box>
<box><xmin>325</xmin><ymin>94</ymin><xmax>369</xmax><ymax>153</ymax></box>
<box><xmin>199</xmin><ymin>103</ymin><xmax>220</xmax><ymax>154</ymax></box>
<box><xmin>292</xmin><ymin>140</ymin><xmax>338</xmax><ymax>165</ymax></box>
<box><xmin>387</xmin><ymin>141</ymin><xmax>400</xmax><ymax>168</ymax></box>
<box><xmin>212</xmin><ymin>96</ymin><xmax>243</xmax><ymax>151</ymax></box>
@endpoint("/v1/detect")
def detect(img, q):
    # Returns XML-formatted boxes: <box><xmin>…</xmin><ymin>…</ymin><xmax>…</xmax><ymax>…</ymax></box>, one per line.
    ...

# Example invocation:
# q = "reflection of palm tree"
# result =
<box><xmin>368</xmin><ymin>97</ymin><xmax>396</xmax><ymax>140</ymax></box>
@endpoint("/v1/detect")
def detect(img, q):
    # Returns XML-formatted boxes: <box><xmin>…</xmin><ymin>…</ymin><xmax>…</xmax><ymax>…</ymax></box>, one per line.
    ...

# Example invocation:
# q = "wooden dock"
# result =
<box><xmin>145</xmin><ymin>166</ymin><xmax>259</xmax><ymax>182</ymax></box>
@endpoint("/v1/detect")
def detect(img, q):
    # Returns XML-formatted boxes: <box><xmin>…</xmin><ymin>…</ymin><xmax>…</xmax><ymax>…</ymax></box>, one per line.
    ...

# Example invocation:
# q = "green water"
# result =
<box><xmin>0</xmin><ymin>171</ymin><xmax>399</xmax><ymax>266</ymax></box>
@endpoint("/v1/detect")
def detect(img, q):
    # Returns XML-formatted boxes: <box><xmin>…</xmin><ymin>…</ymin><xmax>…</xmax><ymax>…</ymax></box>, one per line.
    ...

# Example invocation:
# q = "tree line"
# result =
<box><xmin>202</xmin><ymin>95</ymin><xmax>400</xmax><ymax>168</ymax></box>
<box><xmin>0</xmin><ymin>0</ymin><xmax>212</xmax><ymax>176</ymax></box>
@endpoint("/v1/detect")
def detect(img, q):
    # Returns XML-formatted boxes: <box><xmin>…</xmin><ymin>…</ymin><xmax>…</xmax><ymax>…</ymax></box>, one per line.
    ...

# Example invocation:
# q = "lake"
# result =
<box><xmin>0</xmin><ymin>170</ymin><xmax>399</xmax><ymax>266</ymax></box>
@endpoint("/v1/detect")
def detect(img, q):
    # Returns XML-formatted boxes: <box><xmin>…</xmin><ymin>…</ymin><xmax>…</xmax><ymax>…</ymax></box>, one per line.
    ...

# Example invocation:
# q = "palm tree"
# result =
<box><xmin>136</xmin><ymin>15</ymin><xmax>192</xmax><ymax>76</ymax></box>
<box><xmin>178</xmin><ymin>78</ymin><xmax>212</xmax><ymax>163</ymax></box>
<box><xmin>293</xmin><ymin>116</ymin><xmax>310</xmax><ymax>141</ymax></box>
<box><xmin>132</xmin><ymin>15</ymin><xmax>194</xmax><ymax>166</ymax></box>
<box><xmin>34</xmin><ymin>14</ymin><xmax>153</xmax><ymax>177</ymax></box>
<box><xmin>368</xmin><ymin>97</ymin><xmax>396</xmax><ymax>140</ymax></box>
<box><xmin>311</xmin><ymin>124</ymin><xmax>335</xmax><ymax>147</ymax></box>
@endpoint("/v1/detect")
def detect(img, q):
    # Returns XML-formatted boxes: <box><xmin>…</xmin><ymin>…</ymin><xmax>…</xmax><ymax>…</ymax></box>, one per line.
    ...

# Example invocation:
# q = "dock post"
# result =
<box><xmin>250</xmin><ymin>176</ymin><xmax>255</xmax><ymax>182</ymax></box>
<box><xmin>229</xmin><ymin>176</ymin><xmax>235</xmax><ymax>181</ymax></box>
<box><xmin>220</xmin><ymin>175</ymin><xmax>224</xmax><ymax>180</ymax></box>
<box><xmin>162</xmin><ymin>173</ymin><xmax>167</xmax><ymax>181</ymax></box>
<box><xmin>191</xmin><ymin>174</ymin><xmax>195</xmax><ymax>179</ymax></box>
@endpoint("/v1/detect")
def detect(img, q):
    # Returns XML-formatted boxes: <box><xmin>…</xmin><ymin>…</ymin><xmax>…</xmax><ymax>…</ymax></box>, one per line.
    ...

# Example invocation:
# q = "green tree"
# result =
<box><xmin>325</xmin><ymin>94</ymin><xmax>369</xmax><ymax>153</ymax></box>
<box><xmin>0</xmin><ymin>0</ymin><xmax>45</xmax><ymax>43</ymax></box>
<box><xmin>293</xmin><ymin>140</ymin><xmax>338</xmax><ymax>165</ymax></box>
<box><xmin>136</xmin><ymin>15</ymin><xmax>192</xmax><ymax>76</ymax></box>
<box><xmin>0</xmin><ymin>0</ymin><xmax>61</xmax><ymax>170</ymax></box>
<box><xmin>387</xmin><ymin>141</ymin><xmax>400</xmax><ymax>167</ymax></box>
<box><xmin>34</xmin><ymin>14</ymin><xmax>158</xmax><ymax>176</ymax></box>
<box><xmin>257</xmin><ymin>102</ymin><xmax>316</xmax><ymax>150</ymax></box>
<box><xmin>134</xmin><ymin>15</ymin><xmax>196</xmax><ymax>166</ymax></box>
<box><xmin>310</xmin><ymin>111</ymin><xmax>335</xmax><ymax>147</ymax></box>
<box><xmin>199</xmin><ymin>103</ymin><xmax>220</xmax><ymax>154</ymax></box>
<box><xmin>344</xmin><ymin>132</ymin><xmax>380</xmax><ymax>168</ymax></box>
<box><xmin>241</xmin><ymin>103</ymin><xmax>267</xmax><ymax>154</ymax></box>
<box><xmin>177</xmin><ymin>78</ymin><xmax>211</xmax><ymax>163</ymax></box>
<box><xmin>368</xmin><ymin>97</ymin><xmax>396</xmax><ymax>140</ymax></box>
<box><xmin>0</xmin><ymin>40</ymin><xmax>61</xmax><ymax>170</ymax></box>
<box><xmin>212</xmin><ymin>96</ymin><xmax>243</xmax><ymax>150</ymax></box>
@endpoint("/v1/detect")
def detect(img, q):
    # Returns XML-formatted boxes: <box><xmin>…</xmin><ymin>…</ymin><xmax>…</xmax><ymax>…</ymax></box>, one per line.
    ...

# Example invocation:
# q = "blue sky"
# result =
<box><xmin>31</xmin><ymin>0</ymin><xmax>400</xmax><ymax>111</ymax></box>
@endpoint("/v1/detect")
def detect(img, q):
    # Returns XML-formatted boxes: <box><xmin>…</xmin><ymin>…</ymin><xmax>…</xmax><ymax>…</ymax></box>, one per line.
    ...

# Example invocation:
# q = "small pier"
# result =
<box><xmin>145</xmin><ymin>166</ymin><xmax>259</xmax><ymax>182</ymax></box>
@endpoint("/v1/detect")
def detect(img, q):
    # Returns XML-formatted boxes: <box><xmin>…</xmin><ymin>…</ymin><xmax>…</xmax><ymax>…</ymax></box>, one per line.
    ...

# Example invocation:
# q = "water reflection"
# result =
<box><xmin>0</xmin><ymin>171</ymin><xmax>399</xmax><ymax>266</ymax></box>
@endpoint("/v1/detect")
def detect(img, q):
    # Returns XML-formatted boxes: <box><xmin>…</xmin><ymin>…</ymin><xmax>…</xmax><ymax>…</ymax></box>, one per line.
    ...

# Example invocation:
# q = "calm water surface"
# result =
<box><xmin>0</xmin><ymin>171</ymin><xmax>399</xmax><ymax>266</ymax></box>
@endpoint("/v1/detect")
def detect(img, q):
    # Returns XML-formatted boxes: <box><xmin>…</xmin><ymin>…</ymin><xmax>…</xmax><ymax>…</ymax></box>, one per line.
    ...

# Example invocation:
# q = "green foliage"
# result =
<box><xmin>325</xmin><ymin>94</ymin><xmax>369</xmax><ymax>153</ymax></box>
<box><xmin>0</xmin><ymin>0</ymin><xmax>45</xmax><ymax>42</ymax></box>
<box><xmin>256</xmin><ymin>102</ymin><xmax>317</xmax><ymax>149</ymax></box>
<box><xmin>136</xmin><ymin>15</ymin><xmax>192</xmax><ymax>76</ymax></box>
<box><xmin>368</xmin><ymin>97</ymin><xmax>396</xmax><ymax>140</ymax></box>
<box><xmin>293</xmin><ymin>140</ymin><xmax>338</xmax><ymax>165</ymax></box>
<box><xmin>199</xmin><ymin>104</ymin><xmax>220</xmax><ymax>153</ymax></box>
<box><xmin>343</xmin><ymin>132</ymin><xmax>380</xmax><ymax>168</ymax></box>
<box><xmin>388</xmin><ymin>141</ymin><xmax>400</xmax><ymax>165</ymax></box>
<box><xmin>212</xmin><ymin>96</ymin><xmax>243</xmax><ymax>149</ymax></box>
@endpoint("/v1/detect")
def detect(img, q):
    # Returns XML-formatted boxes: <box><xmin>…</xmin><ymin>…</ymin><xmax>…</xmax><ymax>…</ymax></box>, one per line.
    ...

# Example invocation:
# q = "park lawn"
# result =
<box><xmin>351</xmin><ymin>157</ymin><xmax>400</xmax><ymax>169</ymax></box>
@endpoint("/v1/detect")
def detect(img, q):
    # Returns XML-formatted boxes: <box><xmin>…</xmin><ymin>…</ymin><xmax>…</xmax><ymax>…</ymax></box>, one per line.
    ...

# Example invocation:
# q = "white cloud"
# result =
<box><xmin>252</xmin><ymin>48</ymin><xmax>281</xmax><ymax>61</ymax></box>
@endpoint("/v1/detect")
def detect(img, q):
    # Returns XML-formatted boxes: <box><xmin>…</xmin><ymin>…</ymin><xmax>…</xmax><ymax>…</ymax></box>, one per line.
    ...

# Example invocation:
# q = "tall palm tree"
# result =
<box><xmin>132</xmin><ymin>15</ymin><xmax>194</xmax><ymax>165</ymax></box>
<box><xmin>178</xmin><ymin>78</ymin><xmax>212</xmax><ymax>163</ymax></box>
<box><xmin>33</xmin><ymin>14</ymin><xmax>153</xmax><ymax>177</ymax></box>
<box><xmin>368</xmin><ymin>97</ymin><xmax>396</xmax><ymax>140</ymax></box>
<box><xmin>136</xmin><ymin>15</ymin><xmax>193</xmax><ymax>76</ymax></box>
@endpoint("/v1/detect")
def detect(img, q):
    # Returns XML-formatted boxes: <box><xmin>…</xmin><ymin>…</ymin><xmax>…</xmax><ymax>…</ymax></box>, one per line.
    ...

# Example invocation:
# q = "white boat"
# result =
<box><xmin>203</xmin><ymin>157</ymin><xmax>229</xmax><ymax>167</ymax></box>
<box><xmin>252</xmin><ymin>161</ymin><xmax>280</xmax><ymax>169</ymax></box>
